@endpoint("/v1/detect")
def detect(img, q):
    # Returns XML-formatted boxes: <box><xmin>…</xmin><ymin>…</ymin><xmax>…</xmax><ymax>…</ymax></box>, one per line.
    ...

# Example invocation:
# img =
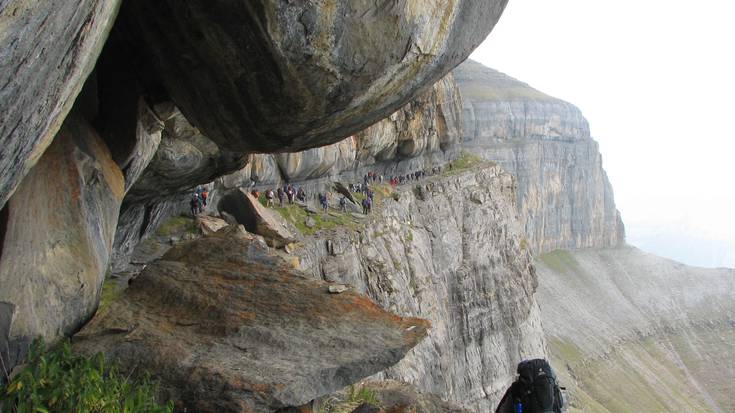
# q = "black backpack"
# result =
<box><xmin>498</xmin><ymin>359</ymin><xmax>564</xmax><ymax>413</ymax></box>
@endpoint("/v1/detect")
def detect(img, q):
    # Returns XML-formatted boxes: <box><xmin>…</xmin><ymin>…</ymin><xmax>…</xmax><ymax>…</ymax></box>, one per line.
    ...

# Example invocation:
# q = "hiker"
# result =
<box><xmin>297</xmin><ymin>187</ymin><xmax>306</xmax><ymax>202</ymax></box>
<box><xmin>339</xmin><ymin>196</ymin><xmax>347</xmax><ymax>212</ymax></box>
<box><xmin>251</xmin><ymin>189</ymin><xmax>260</xmax><ymax>199</ymax></box>
<box><xmin>495</xmin><ymin>359</ymin><xmax>564</xmax><ymax>413</ymax></box>
<box><xmin>265</xmin><ymin>188</ymin><xmax>275</xmax><ymax>207</ymax></box>
<box><xmin>319</xmin><ymin>193</ymin><xmax>329</xmax><ymax>211</ymax></box>
<box><xmin>286</xmin><ymin>184</ymin><xmax>294</xmax><ymax>204</ymax></box>
<box><xmin>201</xmin><ymin>189</ymin><xmax>209</xmax><ymax>207</ymax></box>
<box><xmin>189</xmin><ymin>193</ymin><xmax>200</xmax><ymax>217</ymax></box>
<box><xmin>276</xmin><ymin>187</ymin><xmax>284</xmax><ymax>207</ymax></box>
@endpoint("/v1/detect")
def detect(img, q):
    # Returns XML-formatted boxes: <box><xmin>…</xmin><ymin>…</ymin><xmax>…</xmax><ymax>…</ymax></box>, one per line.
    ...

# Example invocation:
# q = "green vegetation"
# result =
<box><xmin>319</xmin><ymin>385</ymin><xmax>379</xmax><ymax>413</ymax></box>
<box><xmin>1</xmin><ymin>339</ymin><xmax>172</xmax><ymax>413</ymax></box>
<box><xmin>97</xmin><ymin>279</ymin><xmax>124</xmax><ymax>313</ymax></box>
<box><xmin>443</xmin><ymin>151</ymin><xmax>492</xmax><ymax>176</ymax></box>
<box><xmin>273</xmin><ymin>204</ymin><xmax>359</xmax><ymax>235</ymax></box>
<box><xmin>538</xmin><ymin>249</ymin><xmax>583</xmax><ymax>275</ymax></box>
<box><xmin>154</xmin><ymin>216</ymin><xmax>198</xmax><ymax>237</ymax></box>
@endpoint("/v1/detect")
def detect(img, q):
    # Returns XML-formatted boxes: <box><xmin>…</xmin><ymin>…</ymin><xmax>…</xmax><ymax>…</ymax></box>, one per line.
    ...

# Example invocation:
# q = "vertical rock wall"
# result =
<box><xmin>293</xmin><ymin>165</ymin><xmax>547</xmax><ymax>411</ymax></box>
<box><xmin>0</xmin><ymin>111</ymin><xmax>124</xmax><ymax>368</ymax></box>
<box><xmin>454</xmin><ymin>60</ymin><xmax>624</xmax><ymax>254</ymax></box>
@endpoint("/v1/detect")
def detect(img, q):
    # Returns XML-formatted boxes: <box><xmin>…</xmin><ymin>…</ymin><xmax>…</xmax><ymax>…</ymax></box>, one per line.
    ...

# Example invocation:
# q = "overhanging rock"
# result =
<box><xmin>73</xmin><ymin>228</ymin><xmax>429</xmax><ymax>412</ymax></box>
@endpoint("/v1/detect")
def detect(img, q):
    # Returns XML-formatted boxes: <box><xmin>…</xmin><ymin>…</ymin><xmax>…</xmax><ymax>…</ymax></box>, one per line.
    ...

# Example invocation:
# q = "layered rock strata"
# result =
<box><xmin>291</xmin><ymin>165</ymin><xmax>547</xmax><ymax>411</ymax></box>
<box><xmin>74</xmin><ymin>226</ymin><xmax>429</xmax><ymax>413</ymax></box>
<box><xmin>536</xmin><ymin>247</ymin><xmax>735</xmax><ymax>413</ymax></box>
<box><xmin>0</xmin><ymin>111</ymin><xmax>124</xmax><ymax>368</ymax></box>
<box><xmin>454</xmin><ymin>60</ymin><xmax>624</xmax><ymax>253</ymax></box>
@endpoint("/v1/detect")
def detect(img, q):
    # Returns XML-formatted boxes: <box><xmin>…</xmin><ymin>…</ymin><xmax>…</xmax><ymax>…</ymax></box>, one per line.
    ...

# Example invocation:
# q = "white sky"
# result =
<box><xmin>470</xmin><ymin>0</ymin><xmax>735</xmax><ymax>267</ymax></box>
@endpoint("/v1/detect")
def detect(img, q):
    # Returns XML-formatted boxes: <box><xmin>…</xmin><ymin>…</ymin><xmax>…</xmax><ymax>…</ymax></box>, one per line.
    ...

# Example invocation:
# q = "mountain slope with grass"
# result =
<box><xmin>536</xmin><ymin>247</ymin><xmax>735</xmax><ymax>413</ymax></box>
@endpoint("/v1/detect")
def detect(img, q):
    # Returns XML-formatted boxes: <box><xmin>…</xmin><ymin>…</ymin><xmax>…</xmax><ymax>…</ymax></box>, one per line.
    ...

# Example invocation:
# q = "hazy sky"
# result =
<box><xmin>470</xmin><ymin>0</ymin><xmax>735</xmax><ymax>268</ymax></box>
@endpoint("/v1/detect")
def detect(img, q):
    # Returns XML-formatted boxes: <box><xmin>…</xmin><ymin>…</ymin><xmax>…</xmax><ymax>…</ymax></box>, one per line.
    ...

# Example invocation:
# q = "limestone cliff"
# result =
<box><xmin>289</xmin><ymin>164</ymin><xmax>547</xmax><ymax>411</ymax></box>
<box><xmin>1</xmin><ymin>2</ymin><xmax>512</xmax><ymax>367</ymax></box>
<box><xmin>454</xmin><ymin>60</ymin><xmax>624</xmax><ymax>253</ymax></box>
<box><xmin>536</xmin><ymin>247</ymin><xmax>735</xmax><ymax>413</ymax></box>
<box><xmin>215</xmin><ymin>73</ymin><xmax>463</xmax><ymax>191</ymax></box>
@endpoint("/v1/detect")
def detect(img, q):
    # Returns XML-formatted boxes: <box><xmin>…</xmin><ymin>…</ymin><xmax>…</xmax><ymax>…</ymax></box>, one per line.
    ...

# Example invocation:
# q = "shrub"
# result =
<box><xmin>1</xmin><ymin>339</ymin><xmax>172</xmax><ymax>413</ymax></box>
<box><xmin>391</xmin><ymin>192</ymin><xmax>400</xmax><ymax>201</ymax></box>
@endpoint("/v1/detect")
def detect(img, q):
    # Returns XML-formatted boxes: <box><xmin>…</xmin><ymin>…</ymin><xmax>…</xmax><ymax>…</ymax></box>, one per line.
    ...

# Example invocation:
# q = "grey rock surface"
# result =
<box><xmin>454</xmin><ymin>60</ymin><xmax>625</xmax><ymax>253</ymax></box>
<box><xmin>536</xmin><ymin>247</ymin><xmax>735</xmax><ymax>413</ymax></box>
<box><xmin>117</xmin><ymin>0</ymin><xmax>508</xmax><ymax>153</ymax></box>
<box><xmin>73</xmin><ymin>229</ymin><xmax>429</xmax><ymax>413</ymax></box>
<box><xmin>0</xmin><ymin>1</ymin><xmax>121</xmax><ymax>208</ymax></box>
<box><xmin>0</xmin><ymin>111</ymin><xmax>124</xmax><ymax>369</ymax></box>
<box><xmin>292</xmin><ymin>165</ymin><xmax>547</xmax><ymax>411</ymax></box>
<box><xmin>110</xmin><ymin>107</ymin><xmax>248</xmax><ymax>271</ymax></box>
<box><xmin>214</xmin><ymin>73</ymin><xmax>464</xmax><ymax>193</ymax></box>
<box><xmin>217</xmin><ymin>189</ymin><xmax>299</xmax><ymax>248</ymax></box>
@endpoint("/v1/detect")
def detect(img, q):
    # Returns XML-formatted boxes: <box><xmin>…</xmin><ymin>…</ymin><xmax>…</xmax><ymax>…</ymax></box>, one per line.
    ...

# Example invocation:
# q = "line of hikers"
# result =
<box><xmin>189</xmin><ymin>186</ymin><xmax>209</xmax><ymax>217</ymax></box>
<box><xmin>252</xmin><ymin>184</ymin><xmax>307</xmax><ymax>208</ymax></box>
<box><xmin>193</xmin><ymin>161</ymin><xmax>456</xmax><ymax>218</ymax></box>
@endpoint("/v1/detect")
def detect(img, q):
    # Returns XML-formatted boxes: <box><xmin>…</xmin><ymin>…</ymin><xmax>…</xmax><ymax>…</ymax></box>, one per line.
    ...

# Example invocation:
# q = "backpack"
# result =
<box><xmin>500</xmin><ymin>359</ymin><xmax>564</xmax><ymax>413</ymax></box>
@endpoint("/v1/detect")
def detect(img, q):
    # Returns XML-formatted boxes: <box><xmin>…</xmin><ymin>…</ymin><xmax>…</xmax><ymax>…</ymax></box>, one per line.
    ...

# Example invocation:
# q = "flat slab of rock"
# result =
<box><xmin>73</xmin><ymin>230</ymin><xmax>428</xmax><ymax>412</ymax></box>
<box><xmin>196</xmin><ymin>215</ymin><xmax>229</xmax><ymax>235</ymax></box>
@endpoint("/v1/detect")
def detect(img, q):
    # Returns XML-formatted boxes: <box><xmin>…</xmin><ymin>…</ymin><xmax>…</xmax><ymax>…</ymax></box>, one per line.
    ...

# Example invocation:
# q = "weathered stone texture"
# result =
<box><xmin>74</xmin><ymin>228</ymin><xmax>429</xmax><ymax>413</ymax></box>
<box><xmin>216</xmin><ymin>72</ymin><xmax>463</xmax><ymax>192</ymax></box>
<box><xmin>293</xmin><ymin>166</ymin><xmax>547</xmax><ymax>411</ymax></box>
<box><xmin>454</xmin><ymin>60</ymin><xmax>624</xmax><ymax>253</ymax></box>
<box><xmin>118</xmin><ymin>0</ymin><xmax>507</xmax><ymax>153</ymax></box>
<box><xmin>0</xmin><ymin>1</ymin><xmax>121</xmax><ymax>208</ymax></box>
<box><xmin>0</xmin><ymin>111</ymin><xmax>124</xmax><ymax>368</ymax></box>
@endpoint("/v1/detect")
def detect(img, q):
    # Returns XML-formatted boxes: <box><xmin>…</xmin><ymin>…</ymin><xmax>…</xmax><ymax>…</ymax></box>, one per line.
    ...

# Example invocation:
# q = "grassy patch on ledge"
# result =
<box><xmin>154</xmin><ymin>216</ymin><xmax>199</xmax><ymax>237</ymax></box>
<box><xmin>442</xmin><ymin>151</ymin><xmax>493</xmax><ymax>176</ymax></box>
<box><xmin>273</xmin><ymin>204</ymin><xmax>360</xmax><ymax>236</ymax></box>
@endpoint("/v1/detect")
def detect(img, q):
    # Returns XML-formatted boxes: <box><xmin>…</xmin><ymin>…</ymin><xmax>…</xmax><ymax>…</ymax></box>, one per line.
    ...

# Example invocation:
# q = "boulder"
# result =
<box><xmin>0</xmin><ymin>111</ymin><xmax>124</xmax><ymax>369</ymax></box>
<box><xmin>218</xmin><ymin>189</ymin><xmax>299</xmax><ymax>247</ymax></box>
<box><xmin>197</xmin><ymin>215</ymin><xmax>229</xmax><ymax>235</ymax></box>
<box><xmin>73</xmin><ymin>233</ymin><xmax>429</xmax><ymax>412</ymax></box>
<box><xmin>334</xmin><ymin>182</ymin><xmax>358</xmax><ymax>205</ymax></box>
<box><xmin>0</xmin><ymin>1</ymin><xmax>121</xmax><ymax>208</ymax></box>
<box><xmin>117</xmin><ymin>0</ymin><xmax>508</xmax><ymax>153</ymax></box>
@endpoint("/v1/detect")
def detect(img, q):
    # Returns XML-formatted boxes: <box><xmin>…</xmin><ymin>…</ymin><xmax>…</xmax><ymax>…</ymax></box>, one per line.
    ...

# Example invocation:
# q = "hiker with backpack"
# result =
<box><xmin>189</xmin><ymin>193</ymin><xmax>200</xmax><ymax>217</ymax></box>
<box><xmin>277</xmin><ymin>187</ymin><xmax>284</xmax><ymax>207</ymax></box>
<box><xmin>495</xmin><ymin>359</ymin><xmax>565</xmax><ymax>413</ymax></box>
<box><xmin>265</xmin><ymin>188</ymin><xmax>275</xmax><ymax>207</ymax></box>
<box><xmin>339</xmin><ymin>196</ymin><xmax>347</xmax><ymax>212</ymax></box>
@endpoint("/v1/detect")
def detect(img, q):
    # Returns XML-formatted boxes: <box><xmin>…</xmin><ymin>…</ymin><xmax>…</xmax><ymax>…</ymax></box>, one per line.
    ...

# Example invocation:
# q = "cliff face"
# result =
<box><xmin>2</xmin><ymin>1</ymin><xmax>513</xmax><ymax>367</ymax></box>
<box><xmin>454</xmin><ymin>60</ymin><xmax>624</xmax><ymax>253</ymax></box>
<box><xmin>291</xmin><ymin>165</ymin><xmax>547</xmax><ymax>411</ymax></box>
<box><xmin>215</xmin><ymin>73</ymin><xmax>463</xmax><ymax>191</ymax></box>
<box><xmin>536</xmin><ymin>247</ymin><xmax>735</xmax><ymax>413</ymax></box>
